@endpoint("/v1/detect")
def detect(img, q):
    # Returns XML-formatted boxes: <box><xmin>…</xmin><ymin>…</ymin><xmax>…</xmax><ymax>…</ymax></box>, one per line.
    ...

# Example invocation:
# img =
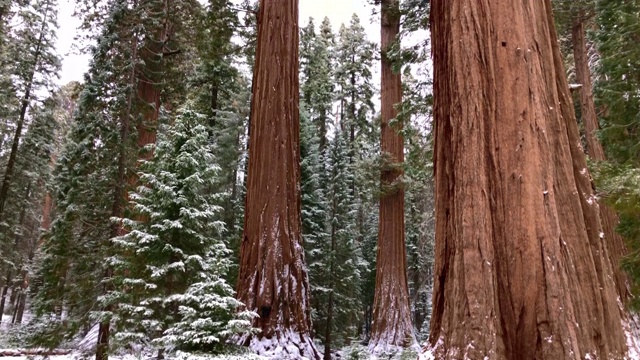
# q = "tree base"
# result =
<box><xmin>238</xmin><ymin>330</ymin><xmax>320</xmax><ymax>360</ymax></box>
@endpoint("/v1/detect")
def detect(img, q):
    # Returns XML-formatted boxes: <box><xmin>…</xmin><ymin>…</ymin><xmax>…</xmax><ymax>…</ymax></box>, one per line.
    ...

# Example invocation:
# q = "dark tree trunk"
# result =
<box><xmin>235</xmin><ymin>1</ymin><xmax>318</xmax><ymax>358</ymax></box>
<box><xmin>428</xmin><ymin>1</ymin><xmax>628</xmax><ymax>358</ymax></box>
<box><xmin>210</xmin><ymin>83</ymin><xmax>219</xmax><ymax>133</ymax></box>
<box><xmin>0</xmin><ymin>271</ymin><xmax>11</xmax><ymax>323</ymax></box>
<box><xmin>571</xmin><ymin>17</ymin><xmax>629</xmax><ymax>305</ymax></box>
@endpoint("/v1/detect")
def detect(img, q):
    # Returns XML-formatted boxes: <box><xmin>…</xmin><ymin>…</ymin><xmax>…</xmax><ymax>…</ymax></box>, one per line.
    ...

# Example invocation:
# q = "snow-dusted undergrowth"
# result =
<box><xmin>239</xmin><ymin>330</ymin><xmax>318</xmax><ymax>360</ymax></box>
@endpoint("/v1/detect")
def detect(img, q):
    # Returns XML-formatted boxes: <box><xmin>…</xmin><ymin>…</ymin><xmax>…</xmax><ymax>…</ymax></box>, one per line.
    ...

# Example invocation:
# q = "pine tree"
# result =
<box><xmin>300</xmin><ymin>17</ymin><xmax>316</xmax><ymax>103</ymax></box>
<box><xmin>7</xmin><ymin>98</ymin><xmax>58</xmax><ymax>325</ymax></box>
<box><xmin>593</xmin><ymin>0</ymin><xmax>640</xmax><ymax>308</ymax></box>
<box><xmin>109</xmin><ymin>107</ymin><xmax>253</xmax><ymax>356</ymax></box>
<box><xmin>0</xmin><ymin>0</ymin><xmax>60</xmax><ymax>238</ymax></box>
<box><xmin>299</xmin><ymin>109</ymin><xmax>329</xmax><ymax>330</ymax></box>
<box><xmin>401</xmin><ymin>74</ymin><xmax>434</xmax><ymax>342</ymax></box>
<box><xmin>335</xmin><ymin>14</ymin><xmax>376</xmax><ymax>146</ymax></box>
<box><xmin>321</xmin><ymin>129</ymin><xmax>364</xmax><ymax>359</ymax></box>
<box><xmin>429</xmin><ymin>0</ymin><xmax>627</xmax><ymax>357</ymax></box>
<box><xmin>333</xmin><ymin>15</ymin><xmax>378</xmax><ymax>343</ymax></box>
<box><xmin>0</xmin><ymin>0</ymin><xmax>60</xmax><ymax>323</ymax></box>
<box><xmin>31</xmin><ymin>1</ymin><xmax>203</xmax><ymax>356</ymax></box>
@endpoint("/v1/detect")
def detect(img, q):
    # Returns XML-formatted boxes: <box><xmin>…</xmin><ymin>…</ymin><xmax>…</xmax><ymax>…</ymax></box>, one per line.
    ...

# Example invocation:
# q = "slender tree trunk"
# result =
<box><xmin>0</xmin><ymin>271</ymin><xmax>11</xmax><ymax>323</ymax></box>
<box><xmin>571</xmin><ymin>18</ymin><xmax>629</xmax><ymax>304</ymax></box>
<box><xmin>0</xmin><ymin>94</ymin><xmax>30</xmax><ymax>221</ymax></box>
<box><xmin>13</xmin><ymin>259</ymin><xmax>29</xmax><ymax>324</ymax></box>
<box><xmin>210</xmin><ymin>83</ymin><xmax>218</xmax><ymax>133</ymax></box>
<box><xmin>370</xmin><ymin>0</ymin><xmax>415</xmax><ymax>352</ymax></box>
<box><xmin>428</xmin><ymin>1</ymin><xmax>627</xmax><ymax>358</ymax></box>
<box><xmin>235</xmin><ymin>1</ymin><xmax>318</xmax><ymax>358</ymax></box>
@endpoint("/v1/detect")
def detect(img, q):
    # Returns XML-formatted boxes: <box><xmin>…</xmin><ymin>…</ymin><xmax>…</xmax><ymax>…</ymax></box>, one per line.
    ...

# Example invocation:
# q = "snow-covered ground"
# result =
<box><xmin>2</xmin><ymin>352</ymin><xmax>274</xmax><ymax>360</ymax></box>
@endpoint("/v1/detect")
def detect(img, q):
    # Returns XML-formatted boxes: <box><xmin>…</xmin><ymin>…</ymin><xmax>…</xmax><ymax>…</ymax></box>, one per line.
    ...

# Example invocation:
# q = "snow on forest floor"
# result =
<box><xmin>0</xmin><ymin>354</ymin><xmax>269</xmax><ymax>360</ymax></box>
<box><xmin>0</xmin><ymin>352</ymin><xmax>434</xmax><ymax>360</ymax></box>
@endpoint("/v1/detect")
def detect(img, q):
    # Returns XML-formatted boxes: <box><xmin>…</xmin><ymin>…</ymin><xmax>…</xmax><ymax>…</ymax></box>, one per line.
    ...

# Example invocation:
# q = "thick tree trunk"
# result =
<box><xmin>428</xmin><ymin>1</ymin><xmax>627</xmax><ymax>359</ymax></box>
<box><xmin>235</xmin><ymin>1</ymin><xmax>318</xmax><ymax>358</ymax></box>
<box><xmin>571</xmin><ymin>18</ymin><xmax>629</xmax><ymax>304</ymax></box>
<box><xmin>370</xmin><ymin>0</ymin><xmax>415</xmax><ymax>353</ymax></box>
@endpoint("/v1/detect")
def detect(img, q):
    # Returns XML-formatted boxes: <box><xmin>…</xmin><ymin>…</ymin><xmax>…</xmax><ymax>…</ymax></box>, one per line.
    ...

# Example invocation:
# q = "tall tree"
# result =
<box><xmin>0</xmin><ymin>0</ymin><xmax>59</xmax><ymax>236</ymax></box>
<box><xmin>593</xmin><ymin>0</ymin><xmax>640</xmax><ymax>308</ymax></box>
<box><xmin>429</xmin><ymin>1</ymin><xmax>627</xmax><ymax>358</ymax></box>
<box><xmin>569</xmin><ymin>6</ymin><xmax>629</xmax><ymax>304</ymax></box>
<box><xmin>234</xmin><ymin>0</ymin><xmax>319</xmax><ymax>358</ymax></box>
<box><xmin>335</xmin><ymin>15</ymin><xmax>376</xmax><ymax>146</ymax></box>
<box><xmin>369</xmin><ymin>0</ymin><xmax>415</xmax><ymax>353</ymax></box>
<box><xmin>109</xmin><ymin>108</ymin><xmax>252</xmax><ymax>356</ymax></box>
<box><xmin>0</xmin><ymin>0</ymin><xmax>60</xmax><ymax>323</ymax></box>
<box><xmin>300</xmin><ymin>17</ymin><xmax>334</xmax><ymax>151</ymax></box>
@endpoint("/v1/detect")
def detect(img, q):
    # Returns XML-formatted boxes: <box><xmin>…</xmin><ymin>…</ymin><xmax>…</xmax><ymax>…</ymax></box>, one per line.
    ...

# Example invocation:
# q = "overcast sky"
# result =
<box><xmin>56</xmin><ymin>0</ymin><xmax>379</xmax><ymax>85</ymax></box>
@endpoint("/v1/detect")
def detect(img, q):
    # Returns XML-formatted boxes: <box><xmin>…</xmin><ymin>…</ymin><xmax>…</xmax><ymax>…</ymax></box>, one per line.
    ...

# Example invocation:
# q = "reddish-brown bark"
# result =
<box><xmin>369</xmin><ymin>0</ymin><xmax>415</xmax><ymax>352</ymax></box>
<box><xmin>571</xmin><ymin>18</ymin><xmax>629</xmax><ymax>304</ymax></box>
<box><xmin>429</xmin><ymin>1</ymin><xmax>627</xmax><ymax>358</ymax></box>
<box><xmin>235</xmin><ymin>0</ymin><xmax>318</xmax><ymax>359</ymax></box>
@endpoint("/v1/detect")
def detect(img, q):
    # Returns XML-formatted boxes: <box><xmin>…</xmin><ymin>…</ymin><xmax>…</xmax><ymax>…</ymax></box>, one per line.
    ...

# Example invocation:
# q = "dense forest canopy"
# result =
<box><xmin>0</xmin><ymin>0</ymin><xmax>638</xmax><ymax>359</ymax></box>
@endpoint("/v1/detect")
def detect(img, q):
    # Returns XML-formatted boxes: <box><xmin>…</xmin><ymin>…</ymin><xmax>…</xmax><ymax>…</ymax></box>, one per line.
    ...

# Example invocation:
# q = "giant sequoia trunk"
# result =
<box><xmin>571</xmin><ymin>18</ymin><xmax>629</xmax><ymax>304</ymax></box>
<box><xmin>429</xmin><ymin>1</ymin><xmax>628</xmax><ymax>359</ymax></box>
<box><xmin>369</xmin><ymin>0</ymin><xmax>415</xmax><ymax>353</ymax></box>
<box><xmin>235</xmin><ymin>1</ymin><xmax>319</xmax><ymax>358</ymax></box>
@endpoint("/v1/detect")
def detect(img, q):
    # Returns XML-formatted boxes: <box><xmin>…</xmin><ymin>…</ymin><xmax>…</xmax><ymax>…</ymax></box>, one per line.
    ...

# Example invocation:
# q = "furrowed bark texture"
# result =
<box><xmin>572</xmin><ymin>19</ymin><xmax>629</xmax><ymax>304</ymax></box>
<box><xmin>370</xmin><ymin>0</ymin><xmax>415</xmax><ymax>351</ymax></box>
<box><xmin>236</xmin><ymin>0</ymin><xmax>319</xmax><ymax>358</ymax></box>
<box><xmin>429</xmin><ymin>1</ymin><xmax>627</xmax><ymax>359</ymax></box>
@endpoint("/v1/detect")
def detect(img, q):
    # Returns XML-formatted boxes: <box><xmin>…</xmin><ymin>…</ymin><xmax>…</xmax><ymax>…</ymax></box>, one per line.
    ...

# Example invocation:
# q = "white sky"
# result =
<box><xmin>56</xmin><ymin>0</ymin><xmax>379</xmax><ymax>85</ymax></box>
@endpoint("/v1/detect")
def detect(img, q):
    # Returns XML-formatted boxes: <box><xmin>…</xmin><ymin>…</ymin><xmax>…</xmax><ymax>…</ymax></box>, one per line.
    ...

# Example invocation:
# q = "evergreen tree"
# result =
<box><xmin>109</xmin><ymin>108</ymin><xmax>253</xmax><ymax>356</ymax></box>
<box><xmin>334</xmin><ymin>14</ymin><xmax>376</xmax><ymax>147</ymax></box>
<box><xmin>299</xmin><ymin>109</ymin><xmax>329</xmax><ymax>330</ymax></box>
<box><xmin>0</xmin><ymin>0</ymin><xmax>60</xmax><ymax>240</ymax></box>
<box><xmin>401</xmin><ymin>75</ymin><xmax>434</xmax><ymax>342</ymax></box>
<box><xmin>593</xmin><ymin>0</ymin><xmax>640</xmax><ymax>307</ymax></box>
<box><xmin>0</xmin><ymin>0</ymin><xmax>60</xmax><ymax>323</ymax></box>
<box><xmin>333</xmin><ymin>15</ymin><xmax>378</xmax><ymax>343</ymax></box>
<box><xmin>31</xmin><ymin>1</ymin><xmax>203</xmax><ymax>356</ymax></box>
<box><xmin>321</xmin><ymin>129</ymin><xmax>363</xmax><ymax>358</ymax></box>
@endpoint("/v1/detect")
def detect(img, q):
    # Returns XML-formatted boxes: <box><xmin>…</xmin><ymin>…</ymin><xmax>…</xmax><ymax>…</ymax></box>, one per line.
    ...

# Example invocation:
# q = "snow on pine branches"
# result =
<box><xmin>107</xmin><ymin>107</ymin><xmax>255</xmax><ymax>355</ymax></box>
